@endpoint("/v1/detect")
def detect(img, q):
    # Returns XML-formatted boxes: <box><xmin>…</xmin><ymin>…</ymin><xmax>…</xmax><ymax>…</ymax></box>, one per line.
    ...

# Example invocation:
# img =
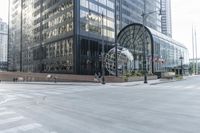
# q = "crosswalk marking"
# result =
<box><xmin>32</xmin><ymin>93</ymin><xmax>46</xmax><ymax>97</ymax></box>
<box><xmin>16</xmin><ymin>94</ymin><xmax>33</xmax><ymax>99</ymax></box>
<box><xmin>0</xmin><ymin>123</ymin><xmax>42</xmax><ymax>133</ymax></box>
<box><xmin>0</xmin><ymin>116</ymin><xmax>25</xmax><ymax>125</ymax></box>
<box><xmin>0</xmin><ymin>107</ymin><xmax>57</xmax><ymax>133</ymax></box>
<box><xmin>184</xmin><ymin>85</ymin><xmax>195</xmax><ymax>89</ymax></box>
<box><xmin>0</xmin><ymin>107</ymin><xmax>6</xmax><ymax>111</ymax></box>
<box><xmin>0</xmin><ymin>111</ymin><xmax>16</xmax><ymax>116</ymax></box>
<box><xmin>43</xmin><ymin>91</ymin><xmax>62</xmax><ymax>95</ymax></box>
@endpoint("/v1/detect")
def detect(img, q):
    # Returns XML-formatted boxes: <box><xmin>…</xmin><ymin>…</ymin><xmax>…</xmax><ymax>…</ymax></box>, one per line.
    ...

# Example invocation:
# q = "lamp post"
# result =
<box><xmin>101</xmin><ymin>13</ymin><xmax>105</xmax><ymax>84</ymax></box>
<box><xmin>141</xmin><ymin>13</ymin><xmax>148</xmax><ymax>83</ymax></box>
<box><xmin>114</xmin><ymin>0</ymin><xmax>118</xmax><ymax>77</ymax></box>
<box><xmin>141</xmin><ymin>2</ymin><xmax>161</xmax><ymax>84</ymax></box>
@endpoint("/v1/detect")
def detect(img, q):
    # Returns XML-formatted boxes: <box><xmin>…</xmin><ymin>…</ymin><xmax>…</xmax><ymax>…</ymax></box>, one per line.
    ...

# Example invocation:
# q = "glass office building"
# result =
<box><xmin>8</xmin><ymin>0</ymin><xmax>115</xmax><ymax>75</ymax></box>
<box><xmin>8</xmin><ymin>0</ymin><xmax>22</xmax><ymax>71</ymax></box>
<box><xmin>8</xmin><ymin>0</ymin><xmax>188</xmax><ymax>75</ymax></box>
<box><xmin>0</xmin><ymin>18</ymin><xmax>8</xmax><ymax>71</ymax></box>
<box><xmin>161</xmin><ymin>0</ymin><xmax>172</xmax><ymax>37</ymax></box>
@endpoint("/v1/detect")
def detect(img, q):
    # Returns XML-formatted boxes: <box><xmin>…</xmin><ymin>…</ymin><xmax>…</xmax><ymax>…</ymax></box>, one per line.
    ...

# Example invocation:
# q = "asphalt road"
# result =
<box><xmin>0</xmin><ymin>76</ymin><xmax>200</xmax><ymax>133</ymax></box>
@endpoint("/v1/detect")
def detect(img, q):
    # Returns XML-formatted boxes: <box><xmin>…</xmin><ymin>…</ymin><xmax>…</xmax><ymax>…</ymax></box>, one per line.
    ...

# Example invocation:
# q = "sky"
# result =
<box><xmin>0</xmin><ymin>0</ymin><xmax>8</xmax><ymax>22</ymax></box>
<box><xmin>0</xmin><ymin>0</ymin><xmax>199</xmax><ymax>58</ymax></box>
<box><xmin>171</xmin><ymin>0</ymin><xmax>200</xmax><ymax>58</ymax></box>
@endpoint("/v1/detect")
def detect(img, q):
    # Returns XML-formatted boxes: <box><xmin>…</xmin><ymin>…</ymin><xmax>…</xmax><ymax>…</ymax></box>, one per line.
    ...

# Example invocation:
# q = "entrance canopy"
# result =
<box><xmin>117</xmin><ymin>23</ymin><xmax>154</xmax><ymax>73</ymax></box>
<box><xmin>116</xmin><ymin>23</ymin><xmax>188</xmax><ymax>75</ymax></box>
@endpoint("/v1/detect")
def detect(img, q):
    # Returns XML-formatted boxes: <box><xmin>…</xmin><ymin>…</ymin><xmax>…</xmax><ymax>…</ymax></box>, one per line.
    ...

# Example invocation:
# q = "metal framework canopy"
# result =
<box><xmin>117</xmin><ymin>23</ymin><xmax>153</xmax><ymax>48</ymax></box>
<box><xmin>116</xmin><ymin>23</ymin><xmax>154</xmax><ymax>75</ymax></box>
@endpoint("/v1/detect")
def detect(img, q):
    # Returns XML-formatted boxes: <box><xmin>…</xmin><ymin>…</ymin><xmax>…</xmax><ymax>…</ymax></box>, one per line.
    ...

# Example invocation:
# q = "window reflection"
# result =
<box><xmin>44</xmin><ymin>38</ymin><xmax>73</xmax><ymax>73</ymax></box>
<box><xmin>80</xmin><ymin>0</ymin><xmax>115</xmax><ymax>39</ymax></box>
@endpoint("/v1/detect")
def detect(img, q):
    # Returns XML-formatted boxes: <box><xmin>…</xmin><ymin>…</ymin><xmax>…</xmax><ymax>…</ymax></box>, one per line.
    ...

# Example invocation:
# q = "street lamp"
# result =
<box><xmin>141</xmin><ymin>13</ymin><xmax>148</xmax><ymax>84</ymax></box>
<box><xmin>101</xmin><ymin>13</ymin><xmax>105</xmax><ymax>84</ymax></box>
<box><xmin>114</xmin><ymin>0</ymin><xmax>118</xmax><ymax>77</ymax></box>
<box><xmin>141</xmin><ymin>4</ymin><xmax>161</xmax><ymax>84</ymax></box>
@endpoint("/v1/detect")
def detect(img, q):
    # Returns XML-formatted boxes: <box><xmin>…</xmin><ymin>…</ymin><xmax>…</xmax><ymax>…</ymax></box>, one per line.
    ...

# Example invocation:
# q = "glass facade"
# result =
<box><xmin>151</xmin><ymin>28</ymin><xmax>189</xmax><ymax>73</ymax></box>
<box><xmin>116</xmin><ymin>0</ymin><xmax>161</xmax><ymax>34</ymax></box>
<box><xmin>78</xmin><ymin>0</ymin><xmax>115</xmax><ymax>74</ymax></box>
<box><xmin>9</xmin><ymin>0</ymin><xmax>74</xmax><ymax>73</ymax></box>
<box><xmin>80</xmin><ymin>0</ymin><xmax>115</xmax><ymax>40</ymax></box>
<box><xmin>0</xmin><ymin>19</ymin><xmax>8</xmax><ymax>70</ymax></box>
<box><xmin>117</xmin><ymin>23</ymin><xmax>189</xmax><ymax>75</ymax></box>
<box><xmin>8</xmin><ymin>0</ymin><xmax>22</xmax><ymax>71</ymax></box>
<box><xmin>161</xmin><ymin>0</ymin><xmax>172</xmax><ymax>37</ymax></box>
<box><xmin>8</xmin><ymin>0</ymin><xmax>188</xmax><ymax>75</ymax></box>
<box><xmin>117</xmin><ymin>24</ymin><xmax>153</xmax><ymax>73</ymax></box>
<box><xmin>9</xmin><ymin>0</ymin><xmax>115</xmax><ymax>74</ymax></box>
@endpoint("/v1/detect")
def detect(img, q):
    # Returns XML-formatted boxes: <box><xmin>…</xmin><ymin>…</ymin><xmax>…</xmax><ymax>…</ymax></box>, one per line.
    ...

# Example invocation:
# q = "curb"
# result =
<box><xmin>0</xmin><ymin>82</ymin><xmax>101</xmax><ymax>86</ymax></box>
<box><xmin>150</xmin><ymin>79</ymin><xmax>186</xmax><ymax>85</ymax></box>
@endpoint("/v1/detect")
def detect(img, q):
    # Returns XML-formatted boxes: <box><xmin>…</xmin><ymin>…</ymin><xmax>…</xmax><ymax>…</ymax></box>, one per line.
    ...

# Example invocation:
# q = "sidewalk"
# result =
<box><xmin>107</xmin><ymin>79</ymin><xmax>161</xmax><ymax>86</ymax></box>
<box><xmin>0</xmin><ymin>81</ymin><xmax>100</xmax><ymax>86</ymax></box>
<box><xmin>0</xmin><ymin>76</ymin><xmax>189</xmax><ymax>86</ymax></box>
<box><xmin>107</xmin><ymin>77</ymin><xmax>187</xmax><ymax>86</ymax></box>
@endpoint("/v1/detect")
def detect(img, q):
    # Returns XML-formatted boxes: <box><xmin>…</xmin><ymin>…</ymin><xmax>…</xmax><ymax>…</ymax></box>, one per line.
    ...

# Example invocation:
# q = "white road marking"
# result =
<box><xmin>0</xmin><ymin>107</ymin><xmax>6</xmax><ymax>111</ymax></box>
<box><xmin>0</xmin><ymin>116</ymin><xmax>25</xmax><ymax>125</ymax></box>
<box><xmin>184</xmin><ymin>85</ymin><xmax>196</xmax><ymax>89</ymax></box>
<box><xmin>32</xmin><ymin>93</ymin><xmax>46</xmax><ymax>97</ymax></box>
<box><xmin>44</xmin><ymin>92</ymin><xmax>62</xmax><ymax>95</ymax></box>
<box><xmin>0</xmin><ymin>111</ymin><xmax>16</xmax><ymax>116</ymax></box>
<box><xmin>16</xmin><ymin>94</ymin><xmax>33</xmax><ymax>99</ymax></box>
<box><xmin>0</xmin><ymin>95</ymin><xmax>16</xmax><ymax>105</ymax></box>
<box><xmin>0</xmin><ymin>123</ymin><xmax>42</xmax><ymax>133</ymax></box>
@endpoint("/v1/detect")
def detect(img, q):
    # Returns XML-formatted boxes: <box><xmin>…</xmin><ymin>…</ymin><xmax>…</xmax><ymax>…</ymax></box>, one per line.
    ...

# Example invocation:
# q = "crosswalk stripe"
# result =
<box><xmin>44</xmin><ymin>92</ymin><xmax>62</xmax><ymax>95</ymax></box>
<box><xmin>0</xmin><ymin>111</ymin><xmax>16</xmax><ymax>116</ymax></box>
<box><xmin>16</xmin><ymin>94</ymin><xmax>33</xmax><ymax>99</ymax></box>
<box><xmin>0</xmin><ymin>116</ymin><xmax>25</xmax><ymax>125</ymax></box>
<box><xmin>0</xmin><ymin>123</ymin><xmax>42</xmax><ymax>133</ymax></box>
<box><xmin>185</xmin><ymin>85</ymin><xmax>195</xmax><ymax>89</ymax></box>
<box><xmin>0</xmin><ymin>108</ymin><xmax>6</xmax><ymax>111</ymax></box>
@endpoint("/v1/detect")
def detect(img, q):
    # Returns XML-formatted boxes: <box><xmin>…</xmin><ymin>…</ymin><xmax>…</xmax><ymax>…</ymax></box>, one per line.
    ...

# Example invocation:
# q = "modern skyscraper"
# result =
<box><xmin>8</xmin><ymin>0</ymin><xmax>176</xmax><ymax>75</ymax></box>
<box><xmin>160</xmin><ymin>0</ymin><xmax>172</xmax><ymax>37</ymax></box>
<box><xmin>0</xmin><ymin>18</ymin><xmax>8</xmax><ymax>71</ymax></box>
<box><xmin>8</xmin><ymin>0</ymin><xmax>21</xmax><ymax>71</ymax></box>
<box><xmin>8</xmin><ymin>0</ymin><xmax>115</xmax><ymax>75</ymax></box>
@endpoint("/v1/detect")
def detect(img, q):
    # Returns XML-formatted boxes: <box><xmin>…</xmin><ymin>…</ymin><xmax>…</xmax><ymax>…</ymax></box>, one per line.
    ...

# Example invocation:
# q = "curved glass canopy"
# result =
<box><xmin>117</xmin><ymin>23</ymin><xmax>153</xmax><ymax>74</ymax></box>
<box><xmin>105</xmin><ymin>23</ymin><xmax>189</xmax><ymax>76</ymax></box>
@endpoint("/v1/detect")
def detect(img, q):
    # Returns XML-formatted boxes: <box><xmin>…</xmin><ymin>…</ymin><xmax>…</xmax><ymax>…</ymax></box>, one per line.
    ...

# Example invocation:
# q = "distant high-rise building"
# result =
<box><xmin>0</xmin><ymin>18</ymin><xmax>8</xmax><ymax>71</ymax></box>
<box><xmin>161</xmin><ymin>0</ymin><xmax>172</xmax><ymax>37</ymax></box>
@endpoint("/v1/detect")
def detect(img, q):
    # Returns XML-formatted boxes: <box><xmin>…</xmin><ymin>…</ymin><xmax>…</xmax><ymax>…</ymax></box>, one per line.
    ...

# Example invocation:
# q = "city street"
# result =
<box><xmin>0</xmin><ymin>76</ymin><xmax>200</xmax><ymax>133</ymax></box>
